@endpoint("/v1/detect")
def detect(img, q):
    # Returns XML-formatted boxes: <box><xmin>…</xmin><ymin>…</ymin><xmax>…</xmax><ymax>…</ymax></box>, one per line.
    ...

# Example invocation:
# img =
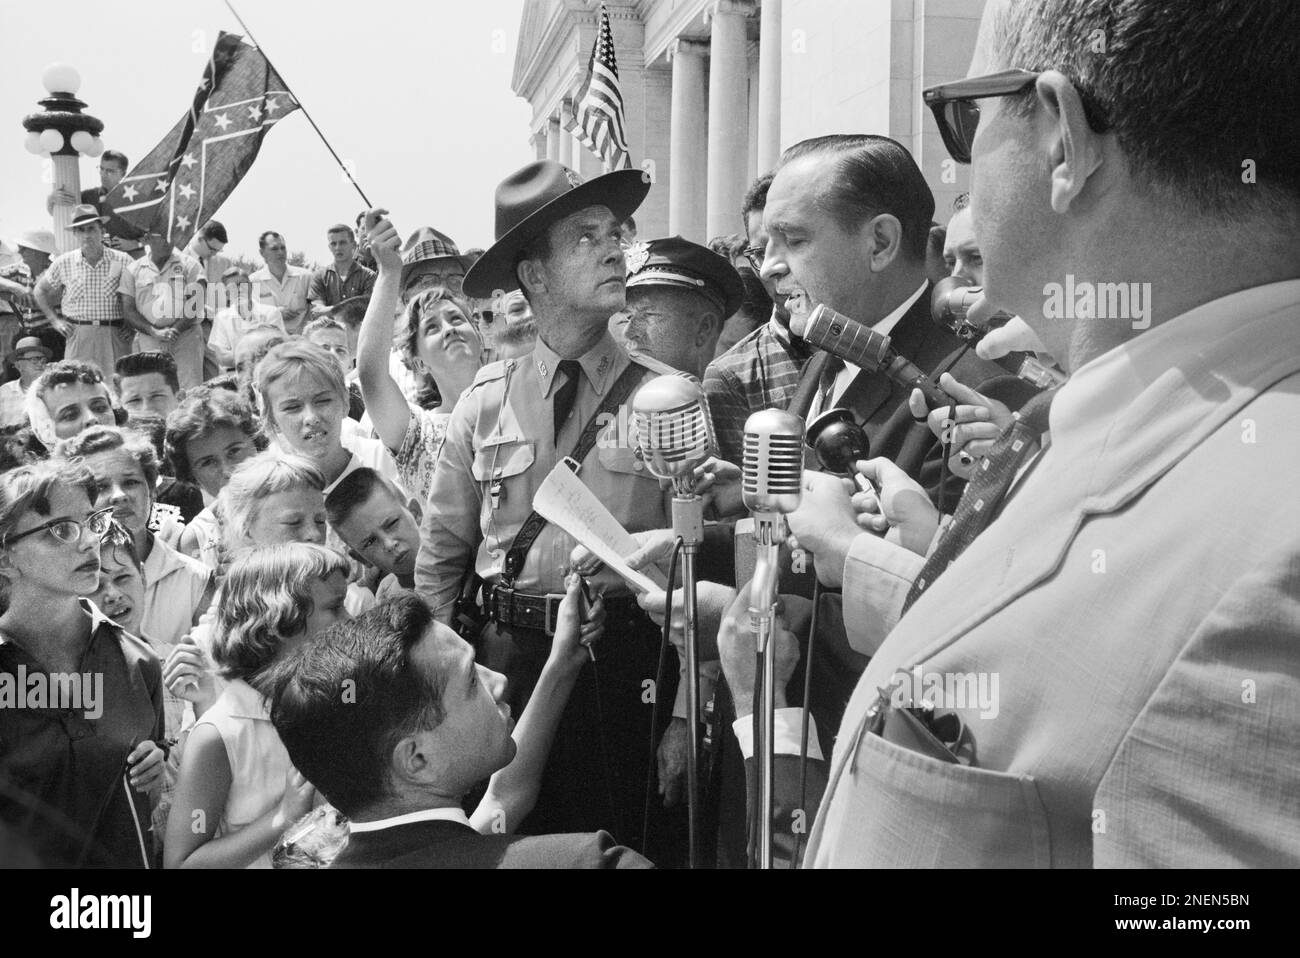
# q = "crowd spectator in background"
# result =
<box><xmin>250</xmin><ymin>231</ymin><xmax>311</xmax><ymax>335</ymax></box>
<box><xmin>0</xmin><ymin>338</ymin><xmax>50</xmax><ymax>429</ymax></box>
<box><xmin>308</xmin><ymin>224</ymin><xmax>375</xmax><ymax>314</ymax></box>
<box><xmin>119</xmin><ymin>229</ymin><xmax>206</xmax><ymax>388</ymax></box>
<box><xmin>209</xmin><ymin>267</ymin><xmax>286</xmax><ymax>374</ymax></box>
<box><xmin>47</xmin><ymin>150</ymin><xmax>145</xmax><ymax>258</ymax></box>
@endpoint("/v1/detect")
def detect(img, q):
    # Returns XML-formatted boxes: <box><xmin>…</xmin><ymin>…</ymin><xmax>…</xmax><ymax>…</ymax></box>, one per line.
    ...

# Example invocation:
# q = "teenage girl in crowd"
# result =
<box><xmin>357</xmin><ymin>213</ymin><xmax>483</xmax><ymax>501</ymax></box>
<box><xmin>0</xmin><ymin>462</ymin><xmax>165</xmax><ymax>867</ymax></box>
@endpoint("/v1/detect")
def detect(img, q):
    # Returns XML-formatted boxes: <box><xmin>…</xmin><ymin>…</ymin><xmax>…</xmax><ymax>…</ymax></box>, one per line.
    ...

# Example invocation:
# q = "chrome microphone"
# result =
<box><xmin>632</xmin><ymin>374</ymin><xmax>715</xmax><ymax>496</ymax></box>
<box><xmin>792</xmin><ymin>304</ymin><xmax>952</xmax><ymax>409</ymax></box>
<box><xmin>741</xmin><ymin>407</ymin><xmax>804</xmax><ymax>870</ymax></box>
<box><xmin>630</xmin><ymin>373</ymin><xmax>715</xmax><ymax>869</ymax></box>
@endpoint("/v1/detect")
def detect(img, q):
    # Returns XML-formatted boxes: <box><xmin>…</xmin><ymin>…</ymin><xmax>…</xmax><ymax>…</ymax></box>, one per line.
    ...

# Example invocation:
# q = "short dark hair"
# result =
<box><xmin>325</xmin><ymin>466</ymin><xmax>403</xmax><ymax>530</ymax></box>
<box><xmin>165</xmin><ymin>389</ymin><xmax>265</xmax><ymax>486</ymax></box>
<box><xmin>33</xmin><ymin>360</ymin><xmax>109</xmax><ymax>404</ymax></box>
<box><xmin>114</xmin><ymin>351</ymin><xmax>180</xmax><ymax>395</ymax></box>
<box><xmin>741</xmin><ymin>172</ymin><xmax>774</xmax><ymax>223</ymax></box>
<box><xmin>326</xmin><ymin>224</ymin><xmax>355</xmax><ymax>241</ymax></box>
<box><xmin>101</xmin><ymin>150</ymin><xmax>129</xmax><ymax>172</ymax></box>
<box><xmin>778</xmin><ymin>135</ymin><xmax>935</xmax><ymax>261</ymax></box>
<box><xmin>268</xmin><ymin>593</ymin><xmax>448</xmax><ymax>817</ymax></box>
<box><xmin>952</xmin><ymin>192</ymin><xmax>971</xmax><ymax>213</ymax></box>
<box><xmin>199</xmin><ymin>220</ymin><xmax>228</xmax><ymax>244</ymax></box>
<box><xmin>258</xmin><ymin>230</ymin><xmax>284</xmax><ymax>250</ymax></box>
<box><xmin>993</xmin><ymin>0</ymin><xmax>1300</xmax><ymax>213</ymax></box>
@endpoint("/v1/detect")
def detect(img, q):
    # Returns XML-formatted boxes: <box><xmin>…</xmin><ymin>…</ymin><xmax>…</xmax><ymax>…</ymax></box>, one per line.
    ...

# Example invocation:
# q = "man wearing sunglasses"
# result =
<box><xmin>798</xmin><ymin>0</ymin><xmax>1300</xmax><ymax>869</ymax></box>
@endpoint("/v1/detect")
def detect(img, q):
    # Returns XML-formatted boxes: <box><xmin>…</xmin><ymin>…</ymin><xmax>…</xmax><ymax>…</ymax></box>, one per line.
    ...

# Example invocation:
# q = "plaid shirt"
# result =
<box><xmin>703</xmin><ymin>311</ymin><xmax>815</xmax><ymax>465</ymax></box>
<box><xmin>37</xmin><ymin>248</ymin><xmax>131</xmax><ymax>324</ymax></box>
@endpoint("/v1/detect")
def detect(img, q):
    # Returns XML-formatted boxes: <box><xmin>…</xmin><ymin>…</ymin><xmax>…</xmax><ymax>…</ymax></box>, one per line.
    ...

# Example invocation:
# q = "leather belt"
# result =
<box><xmin>67</xmin><ymin>317</ymin><xmax>124</xmax><ymax>327</ymax></box>
<box><xmin>487</xmin><ymin>584</ymin><xmax>642</xmax><ymax>637</ymax></box>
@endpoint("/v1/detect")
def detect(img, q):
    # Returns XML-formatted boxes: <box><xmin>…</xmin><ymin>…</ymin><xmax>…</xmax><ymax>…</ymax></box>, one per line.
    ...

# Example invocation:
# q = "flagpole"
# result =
<box><xmin>221</xmin><ymin>0</ymin><xmax>372</xmax><ymax>207</ymax></box>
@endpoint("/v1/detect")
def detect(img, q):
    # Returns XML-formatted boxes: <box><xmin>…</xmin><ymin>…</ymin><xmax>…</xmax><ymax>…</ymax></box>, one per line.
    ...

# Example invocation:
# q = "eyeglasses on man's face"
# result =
<box><xmin>3</xmin><ymin>507</ymin><xmax>114</xmax><ymax>547</ymax></box>
<box><xmin>923</xmin><ymin>68</ymin><xmax>1110</xmax><ymax>164</ymax></box>
<box><xmin>742</xmin><ymin>245</ymin><xmax>765</xmax><ymax>272</ymax></box>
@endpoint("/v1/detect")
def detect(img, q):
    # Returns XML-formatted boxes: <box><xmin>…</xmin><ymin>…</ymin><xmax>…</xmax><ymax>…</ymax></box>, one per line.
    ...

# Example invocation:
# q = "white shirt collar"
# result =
<box><xmin>816</xmin><ymin>281</ymin><xmax>929</xmax><ymax>413</ymax></box>
<box><xmin>347</xmin><ymin>806</ymin><xmax>472</xmax><ymax>833</ymax></box>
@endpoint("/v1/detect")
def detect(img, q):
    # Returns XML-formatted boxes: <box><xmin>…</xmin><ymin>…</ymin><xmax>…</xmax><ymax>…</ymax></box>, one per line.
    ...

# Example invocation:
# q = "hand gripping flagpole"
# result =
<box><xmin>222</xmin><ymin>0</ymin><xmax>371</xmax><ymax>207</ymax></box>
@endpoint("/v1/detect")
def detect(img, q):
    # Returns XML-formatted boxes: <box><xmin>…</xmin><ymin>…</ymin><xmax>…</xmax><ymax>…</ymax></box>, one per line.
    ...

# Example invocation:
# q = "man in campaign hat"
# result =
<box><xmin>414</xmin><ymin>161</ymin><xmax>688</xmax><ymax>861</ymax></box>
<box><xmin>33</xmin><ymin>204</ymin><xmax>134</xmax><ymax>376</ymax></box>
<box><xmin>400</xmin><ymin>226</ymin><xmax>477</xmax><ymax>302</ymax></box>
<box><xmin>620</xmin><ymin>236</ymin><xmax>744</xmax><ymax>380</ymax></box>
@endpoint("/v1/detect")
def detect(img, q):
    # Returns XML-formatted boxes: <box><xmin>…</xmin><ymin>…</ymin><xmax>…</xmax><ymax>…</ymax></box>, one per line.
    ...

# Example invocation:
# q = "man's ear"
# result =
<box><xmin>863</xmin><ymin>214</ymin><xmax>905</xmax><ymax>273</ymax></box>
<box><xmin>517</xmin><ymin>258</ymin><xmax>546</xmax><ymax>300</ymax></box>
<box><xmin>696</xmin><ymin>311</ymin><xmax>721</xmax><ymax>349</ymax></box>
<box><xmin>1036</xmin><ymin>70</ymin><xmax>1105</xmax><ymax>215</ymax></box>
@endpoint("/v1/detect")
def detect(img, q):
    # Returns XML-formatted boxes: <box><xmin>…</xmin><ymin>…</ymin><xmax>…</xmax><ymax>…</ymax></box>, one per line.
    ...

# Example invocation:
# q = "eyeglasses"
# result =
<box><xmin>4</xmin><ymin>507</ymin><xmax>114</xmax><ymax>547</ymax></box>
<box><xmin>742</xmin><ymin>245</ymin><xmax>765</xmax><ymax>271</ymax></box>
<box><xmin>923</xmin><ymin>68</ymin><xmax>1110</xmax><ymax>164</ymax></box>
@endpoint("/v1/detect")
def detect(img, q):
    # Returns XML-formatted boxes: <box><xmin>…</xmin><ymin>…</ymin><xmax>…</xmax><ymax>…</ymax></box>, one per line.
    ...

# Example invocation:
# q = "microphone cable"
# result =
<box><xmin>788</xmin><ymin>577</ymin><xmax>822</xmax><ymax>869</ymax></box>
<box><xmin>641</xmin><ymin>536</ymin><xmax>683</xmax><ymax>859</ymax></box>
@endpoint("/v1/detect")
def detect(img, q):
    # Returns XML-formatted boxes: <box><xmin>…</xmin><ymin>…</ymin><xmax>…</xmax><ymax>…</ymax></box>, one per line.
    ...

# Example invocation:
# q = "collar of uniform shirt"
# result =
<box><xmin>347</xmin><ymin>806</ymin><xmax>472</xmax><ymax>833</ymax></box>
<box><xmin>532</xmin><ymin>330</ymin><xmax>623</xmax><ymax>398</ymax></box>
<box><xmin>815</xmin><ymin>280</ymin><xmax>929</xmax><ymax>414</ymax></box>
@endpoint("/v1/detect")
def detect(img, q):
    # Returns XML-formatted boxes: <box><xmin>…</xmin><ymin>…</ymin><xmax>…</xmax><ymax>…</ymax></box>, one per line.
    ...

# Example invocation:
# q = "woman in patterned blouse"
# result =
<box><xmin>356</xmin><ymin>213</ymin><xmax>483</xmax><ymax>503</ymax></box>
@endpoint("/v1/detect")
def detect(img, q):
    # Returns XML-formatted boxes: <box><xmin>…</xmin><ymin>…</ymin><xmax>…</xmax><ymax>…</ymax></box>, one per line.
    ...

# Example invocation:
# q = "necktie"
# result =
<box><xmin>553</xmin><ymin>359</ymin><xmax>582</xmax><ymax>440</ymax></box>
<box><xmin>901</xmin><ymin>389</ymin><xmax>1056</xmax><ymax>614</ymax></box>
<box><xmin>816</xmin><ymin>356</ymin><xmax>845</xmax><ymax>415</ymax></box>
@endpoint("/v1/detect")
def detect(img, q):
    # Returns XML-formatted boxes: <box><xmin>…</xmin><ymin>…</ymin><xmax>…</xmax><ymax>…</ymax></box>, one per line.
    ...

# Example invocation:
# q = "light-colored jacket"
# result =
<box><xmin>807</xmin><ymin>280</ymin><xmax>1300</xmax><ymax>868</ymax></box>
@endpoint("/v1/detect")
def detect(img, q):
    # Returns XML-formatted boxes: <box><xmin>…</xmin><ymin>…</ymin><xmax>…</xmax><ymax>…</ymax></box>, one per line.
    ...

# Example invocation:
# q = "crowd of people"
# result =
<box><xmin>0</xmin><ymin>0</ymin><xmax>1296</xmax><ymax>870</ymax></box>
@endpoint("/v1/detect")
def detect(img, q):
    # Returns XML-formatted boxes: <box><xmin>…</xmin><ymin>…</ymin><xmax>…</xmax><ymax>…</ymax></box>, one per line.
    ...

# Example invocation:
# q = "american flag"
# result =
<box><xmin>568</xmin><ymin>4</ymin><xmax>631</xmax><ymax>170</ymax></box>
<box><xmin>105</xmin><ymin>31</ymin><xmax>299</xmax><ymax>248</ymax></box>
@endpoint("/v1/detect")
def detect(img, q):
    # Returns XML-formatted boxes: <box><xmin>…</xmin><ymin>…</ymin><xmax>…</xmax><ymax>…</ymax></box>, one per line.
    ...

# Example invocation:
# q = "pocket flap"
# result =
<box><xmin>471</xmin><ymin>440</ymin><xmax>535</xmax><ymax>482</ymax></box>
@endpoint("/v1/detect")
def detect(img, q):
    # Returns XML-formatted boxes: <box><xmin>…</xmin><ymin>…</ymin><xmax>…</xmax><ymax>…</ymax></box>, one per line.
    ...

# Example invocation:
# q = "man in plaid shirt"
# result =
<box><xmin>33</xmin><ymin>205</ymin><xmax>133</xmax><ymax>377</ymax></box>
<box><xmin>703</xmin><ymin>173</ymin><xmax>811</xmax><ymax>464</ymax></box>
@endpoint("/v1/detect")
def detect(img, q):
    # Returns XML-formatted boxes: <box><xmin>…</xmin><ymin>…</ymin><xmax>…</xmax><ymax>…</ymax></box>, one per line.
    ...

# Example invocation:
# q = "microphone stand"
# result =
<box><xmin>748</xmin><ymin>511</ymin><xmax>782</xmax><ymax>870</ymax></box>
<box><xmin>671</xmin><ymin>478</ymin><xmax>705</xmax><ymax>870</ymax></box>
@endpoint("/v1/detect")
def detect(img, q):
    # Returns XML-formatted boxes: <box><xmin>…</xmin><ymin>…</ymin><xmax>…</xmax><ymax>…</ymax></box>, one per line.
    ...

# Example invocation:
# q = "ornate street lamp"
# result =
<box><xmin>22</xmin><ymin>64</ymin><xmax>105</xmax><ymax>254</ymax></box>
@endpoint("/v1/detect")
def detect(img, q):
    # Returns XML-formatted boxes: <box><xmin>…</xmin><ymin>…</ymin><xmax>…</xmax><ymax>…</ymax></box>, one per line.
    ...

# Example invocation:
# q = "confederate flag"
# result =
<box><xmin>105</xmin><ymin>31</ymin><xmax>299</xmax><ymax>247</ymax></box>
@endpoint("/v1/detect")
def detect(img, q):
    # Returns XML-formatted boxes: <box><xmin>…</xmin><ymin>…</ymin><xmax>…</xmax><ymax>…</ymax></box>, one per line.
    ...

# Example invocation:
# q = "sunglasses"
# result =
<box><xmin>4</xmin><ymin>507</ymin><xmax>114</xmax><ymax>547</ymax></box>
<box><xmin>923</xmin><ymin>68</ymin><xmax>1110</xmax><ymax>164</ymax></box>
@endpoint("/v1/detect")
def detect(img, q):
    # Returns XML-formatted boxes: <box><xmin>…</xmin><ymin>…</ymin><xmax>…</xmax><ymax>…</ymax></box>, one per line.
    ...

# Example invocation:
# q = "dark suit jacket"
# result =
<box><xmin>329</xmin><ymin>819</ymin><xmax>653</xmax><ymax>869</ymax></box>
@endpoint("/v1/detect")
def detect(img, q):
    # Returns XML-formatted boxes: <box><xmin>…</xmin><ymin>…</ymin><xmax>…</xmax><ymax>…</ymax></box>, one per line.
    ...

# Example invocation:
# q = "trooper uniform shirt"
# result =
<box><xmin>416</xmin><ymin>330</ymin><xmax>677</xmax><ymax>611</ymax></box>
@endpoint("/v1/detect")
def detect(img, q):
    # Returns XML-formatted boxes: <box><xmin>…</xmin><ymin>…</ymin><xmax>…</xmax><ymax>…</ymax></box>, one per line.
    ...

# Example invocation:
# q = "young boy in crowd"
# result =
<box><xmin>115</xmin><ymin>351</ymin><xmax>182</xmax><ymax>421</ymax></box>
<box><xmin>324</xmin><ymin>466</ymin><xmax>420</xmax><ymax>597</ymax></box>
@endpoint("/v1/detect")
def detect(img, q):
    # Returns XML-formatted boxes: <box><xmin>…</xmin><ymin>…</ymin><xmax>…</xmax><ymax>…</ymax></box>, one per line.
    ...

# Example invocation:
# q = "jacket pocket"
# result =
<box><xmin>827</xmin><ymin>724</ymin><xmax>1053</xmax><ymax>868</ymax></box>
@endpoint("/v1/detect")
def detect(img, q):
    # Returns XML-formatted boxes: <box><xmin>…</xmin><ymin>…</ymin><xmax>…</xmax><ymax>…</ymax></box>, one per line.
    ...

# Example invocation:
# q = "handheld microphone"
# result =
<box><xmin>792</xmin><ymin>304</ymin><xmax>951</xmax><ymax>409</ymax></box>
<box><xmin>806</xmin><ymin>407</ymin><xmax>873</xmax><ymax>494</ymax></box>
<box><xmin>742</xmin><ymin>407</ymin><xmax>804</xmax><ymax>870</ymax></box>
<box><xmin>631</xmin><ymin>374</ymin><xmax>715</xmax><ymax>496</ymax></box>
<box><xmin>930</xmin><ymin>277</ymin><xmax>1066</xmax><ymax>389</ymax></box>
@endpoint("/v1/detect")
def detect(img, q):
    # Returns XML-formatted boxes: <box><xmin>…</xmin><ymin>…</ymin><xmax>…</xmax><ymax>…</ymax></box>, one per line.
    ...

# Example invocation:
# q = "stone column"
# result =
<box><xmin>558</xmin><ymin>98</ymin><xmax>575</xmax><ymax>169</ymax></box>
<box><xmin>546</xmin><ymin>115</ymin><xmax>561</xmax><ymax>162</ymax></box>
<box><xmin>756</xmin><ymin>0</ymin><xmax>782</xmax><ymax>174</ymax></box>
<box><xmin>668</xmin><ymin>38</ymin><xmax>709</xmax><ymax>243</ymax></box>
<box><xmin>706</xmin><ymin>0</ymin><xmax>755</xmax><ymax>240</ymax></box>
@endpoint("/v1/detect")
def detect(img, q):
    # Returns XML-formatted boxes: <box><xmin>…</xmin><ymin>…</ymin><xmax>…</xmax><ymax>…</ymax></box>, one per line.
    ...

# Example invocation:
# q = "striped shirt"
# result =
<box><xmin>37</xmin><ymin>247</ymin><xmax>132</xmax><ymax>324</ymax></box>
<box><xmin>703</xmin><ymin>311</ymin><xmax>814</xmax><ymax>465</ymax></box>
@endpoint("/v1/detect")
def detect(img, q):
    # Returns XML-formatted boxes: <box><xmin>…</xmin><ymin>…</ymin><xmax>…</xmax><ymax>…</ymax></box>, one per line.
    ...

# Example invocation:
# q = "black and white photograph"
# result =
<box><xmin>0</xmin><ymin>0</ymin><xmax>1293</xmax><ymax>934</ymax></box>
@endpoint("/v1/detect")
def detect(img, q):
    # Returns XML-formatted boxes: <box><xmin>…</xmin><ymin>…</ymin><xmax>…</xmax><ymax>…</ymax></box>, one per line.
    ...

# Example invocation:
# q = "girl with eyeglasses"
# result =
<box><xmin>0</xmin><ymin>461</ymin><xmax>166</xmax><ymax>867</ymax></box>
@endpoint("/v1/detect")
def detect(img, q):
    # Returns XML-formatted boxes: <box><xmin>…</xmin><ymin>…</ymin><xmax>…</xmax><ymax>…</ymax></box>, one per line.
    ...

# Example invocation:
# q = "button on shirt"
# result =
<box><xmin>119</xmin><ymin>250</ymin><xmax>205</xmax><ymax>327</ymax></box>
<box><xmin>36</xmin><ymin>247</ymin><xmax>132</xmax><ymax>324</ymax></box>
<box><xmin>308</xmin><ymin>261</ymin><xmax>376</xmax><ymax>307</ymax></box>
<box><xmin>415</xmin><ymin>331</ymin><xmax>674</xmax><ymax>615</ymax></box>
